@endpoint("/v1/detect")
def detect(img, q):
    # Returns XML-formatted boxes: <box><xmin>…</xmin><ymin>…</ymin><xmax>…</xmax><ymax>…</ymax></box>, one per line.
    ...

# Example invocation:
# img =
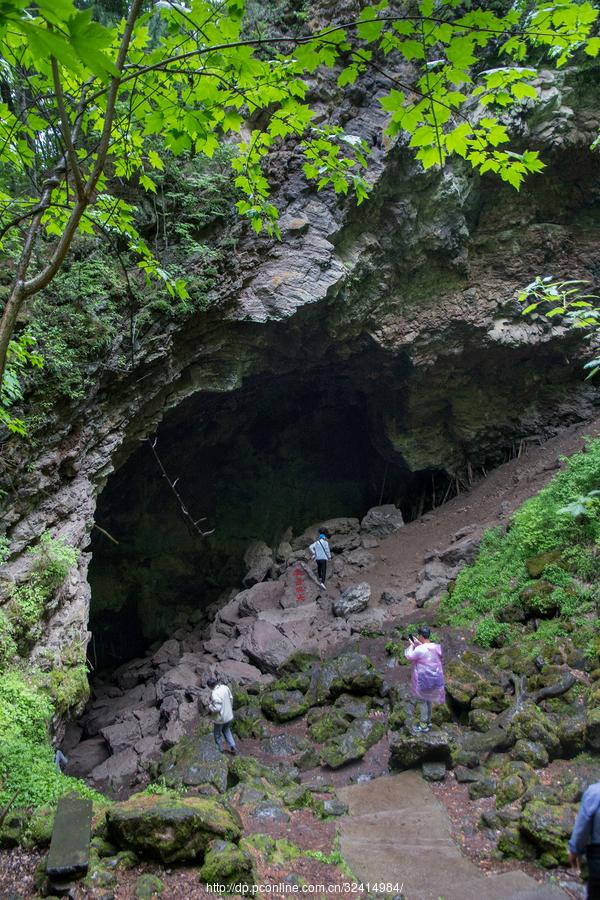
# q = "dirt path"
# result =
<box><xmin>335</xmin><ymin>415</ymin><xmax>600</xmax><ymax>607</ymax></box>
<box><xmin>337</xmin><ymin>772</ymin><xmax>569</xmax><ymax>900</ymax></box>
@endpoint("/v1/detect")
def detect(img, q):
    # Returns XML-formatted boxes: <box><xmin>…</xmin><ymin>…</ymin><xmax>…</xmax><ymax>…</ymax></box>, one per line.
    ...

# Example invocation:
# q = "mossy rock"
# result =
<box><xmin>389</xmin><ymin>729</ymin><xmax>455</xmax><ymax>770</ymax></box>
<box><xmin>468</xmin><ymin>709</ymin><xmax>497</xmax><ymax>732</ymax></box>
<box><xmin>525</xmin><ymin>550</ymin><xmax>562</xmax><ymax>578</ymax></box>
<box><xmin>308</xmin><ymin>709</ymin><xmax>351</xmax><ymax>743</ymax></box>
<box><xmin>586</xmin><ymin>704</ymin><xmax>600</xmax><ymax>751</ymax></box>
<box><xmin>308</xmin><ymin>653</ymin><xmax>382</xmax><ymax>706</ymax></box>
<box><xmin>519</xmin><ymin>800</ymin><xmax>577</xmax><ymax>864</ymax></box>
<box><xmin>271</xmin><ymin>672</ymin><xmax>311</xmax><ymax>693</ymax></box>
<box><xmin>228</xmin><ymin>755</ymin><xmax>299</xmax><ymax>789</ymax></box>
<box><xmin>27</xmin><ymin>805</ymin><xmax>55</xmax><ymax>847</ymax></box>
<box><xmin>320</xmin><ymin>718</ymin><xmax>384</xmax><ymax>769</ymax></box>
<box><xmin>510</xmin><ymin>739</ymin><xmax>549</xmax><ymax>769</ymax></box>
<box><xmin>281</xmin><ymin>785</ymin><xmax>314</xmax><ymax>810</ymax></box>
<box><xmin>333</xmin><ymin>694</ymin><xmax>372</xmax><ymax>718</ymax></box>
<box><xmin>106</xmin><ymin>794</ymin><xmax>242</xmax><ymax>863</ymax></box>
<box><xmin>496</xmin><ymin>775</ymin><xmax>526</xmax><ymax>808</ymax></box>
<box><xmin>497</xmin><ymin>826</ymin><xmax>537</xmax><ymax>861</ymax></box>
<box><xmin>388</xmin><ymin>706</ymin><xmax>407</xmax><ymax>731</ymax></box>
<box><xmin>158</xmin><ymin>735</ymin><xmax>229</xmax><ymax>792</ymax></box>
<box><xmin>468</xmin><ymin>777</ymin><xmax>497</xmax><ymax>800</ymax></box>
<box><xmin>241</xmin><ymin>834</ymin><xmax>300</xmax><ymax>866</ymax></box>
<box><xmin>84</xmin><ymin>856</ymin><xmax>118</xmax><ymax>891</ymax></box>
<box><xmin>106</xmin><ymin>849</ymin><xmax>139</xmax><ymax>869</ymax></box>
<box><xmin>261</xmin><ymin>689</ymin><xmax>310</xmax><ymax>723</ymax></box>
<box><xmin>232</xmin><ymin>686</ymin><xmax>252</xmax><ymax>709</ymax></box>
<box><xmin>444</xmin><ymin>660</ymin><xmax>486</xmax><ymax>708</ymax></box>
<box><xmin>234</xmin><ymin>705</ymin><xmax>270</xmax><ymax>739</ymax></box>
<box><xmin>135</xmin><ymin>873</ymin><xmax>164</xmax><ymax>898</ymax></box>
<box><xmin>279</xmin><ymin>651</ymin><xmax>318</xmax><ymax>674</ymax></box>
<box><xmin>199</xmin><ymin>838</ymin><xmax>255</xmax><ymax>889</ymax></box>
<box><xmin>508</xmin><ymin>704</ymin><xmax>561</xmax><ymax>758</ymax></box>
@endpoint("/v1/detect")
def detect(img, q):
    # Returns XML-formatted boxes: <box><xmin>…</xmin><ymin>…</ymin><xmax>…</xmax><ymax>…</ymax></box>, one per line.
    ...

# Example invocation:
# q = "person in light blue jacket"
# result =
<box><xmin>309</xmin><ymin>531</ymin><xmax>331</xmax><ymax>588</ymax></box>
<box><xmin>569</xmin><ymin>780</ymin><xmax>600</xmax><ymax>899</ymax></box>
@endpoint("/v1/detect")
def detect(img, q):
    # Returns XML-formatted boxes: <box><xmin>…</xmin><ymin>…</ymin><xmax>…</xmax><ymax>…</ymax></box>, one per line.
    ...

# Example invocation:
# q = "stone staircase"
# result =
<box><xmin>337</xmin><ymin>772</ymin><xmax>569</xmax><ymax>900</ymax></box>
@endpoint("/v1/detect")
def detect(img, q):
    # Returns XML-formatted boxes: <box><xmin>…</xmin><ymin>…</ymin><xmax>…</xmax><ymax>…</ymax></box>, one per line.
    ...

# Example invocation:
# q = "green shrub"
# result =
<box><xmin>474</xmin><ymin>618</ymin><xmax>510</xmax><ymax>648</ymax></box>
<box><xmin>561</xmin><ymin>544</ymin><xmax>600</xmax><ymax>580</ymax></box>
<box><xmin>442</xmin><ymin>438</ymin><xmax>600</xmax><ymax>650</ymax></box>
<box><xmin>0</xmin><ymin>670</ymin><xmax>103</xmax><ymax>810</ymax></box>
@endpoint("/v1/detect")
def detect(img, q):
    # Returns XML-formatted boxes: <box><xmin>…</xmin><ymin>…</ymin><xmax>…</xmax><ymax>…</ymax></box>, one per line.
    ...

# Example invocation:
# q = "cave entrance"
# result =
<box><xmin>87</xmin><ymin>363</ymin><xmax>451</xmax><ymax>671</ymax></box>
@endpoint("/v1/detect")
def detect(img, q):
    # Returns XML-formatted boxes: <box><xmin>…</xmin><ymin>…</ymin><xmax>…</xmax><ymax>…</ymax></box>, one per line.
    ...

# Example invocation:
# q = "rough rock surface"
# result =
<box><xmin>1</xmin><ymin>62</ymin><xmax>600</xmax><ymax>688</ymax></box>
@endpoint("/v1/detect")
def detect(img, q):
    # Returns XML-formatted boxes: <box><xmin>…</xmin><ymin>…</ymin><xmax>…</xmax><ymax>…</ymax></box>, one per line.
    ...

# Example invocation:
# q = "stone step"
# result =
<box><xmin>46</xmin><ymin>795</ymin><xmax>93</xmax><ymax>880</ymax></box>
<box><xmin>337</xmin><ymin>772</ymin><xmax>569</xmax><ymax>900</ymax></box>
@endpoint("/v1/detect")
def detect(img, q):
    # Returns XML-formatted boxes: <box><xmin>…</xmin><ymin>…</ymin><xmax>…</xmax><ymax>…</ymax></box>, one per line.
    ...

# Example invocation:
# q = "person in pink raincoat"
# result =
<box><xmin>404</xmin><ymin>625</ymin><xmax>445</xmax><ymax>732</ymax></box>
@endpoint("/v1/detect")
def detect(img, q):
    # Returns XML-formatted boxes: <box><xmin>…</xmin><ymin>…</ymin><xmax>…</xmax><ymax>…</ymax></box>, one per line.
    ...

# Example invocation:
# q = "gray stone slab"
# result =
<box><xmin>46</xmin><ymin>796</ymin><xmax>93</xmax><ymax>878</ymax></box>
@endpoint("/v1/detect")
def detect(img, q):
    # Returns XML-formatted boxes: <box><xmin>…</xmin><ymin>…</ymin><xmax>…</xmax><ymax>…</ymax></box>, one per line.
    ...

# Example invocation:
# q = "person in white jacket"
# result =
<box><xmin>309</xmin><ymin>531</ymin><xmax>331</xmax><ymax>588</ymax></box>
<box><xmin>206</xmin><ymin>676</ymin><xmax>237</xmax><ymax>754</ymax></box>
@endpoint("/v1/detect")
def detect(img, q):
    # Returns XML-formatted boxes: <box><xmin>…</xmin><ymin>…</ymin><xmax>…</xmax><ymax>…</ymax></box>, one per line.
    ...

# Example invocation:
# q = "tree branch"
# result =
<box><xmin>51</xmin><ymin>56</ymin><xmax>86</xmax><ymax>200</ymax></box>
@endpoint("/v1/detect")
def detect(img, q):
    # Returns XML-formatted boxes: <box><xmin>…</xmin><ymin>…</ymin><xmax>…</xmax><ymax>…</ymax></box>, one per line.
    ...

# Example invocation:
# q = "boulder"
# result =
<box><xmin>496</xmin><ymin>774</ymin><xmax>526</xmax><ymax>808</ymax></box>
<box><xmin>586</xmin><ymin>704</ymin><xmax>600</xmax><ymax>751</ymax></box>
<box><xmin>217</xmin><ymin>659</ymin><xmax>271</xmax><ymax>687</ymax></box>
<box><xmin>444</xmin><ymin>659</ymin><xmax>486</xmax><ymax>708</ymax></box>
<box><xmin>135</xmin><ymin>873</ymin><xmax>165</xmax><ymax>898</ymax></box>
<box><xmin>158</xmin><ymin>735</ymin><xmax>229</xmax><ymax>793</ymax></box>
<box><xmin>90</xmin><ymin>748</ymin><xmax>140</xmax><ymax>790</ymax></box>
<box><xmin>309</xmin><ymin>653</ymin><xmax>382</xmax><ymax>705</ymax></box>
<box><xmin>415</xmin><ymin>578</ymin><xmax>447</xmax><ymax>607</ymax></box>
<box><xmin>422</xmin><ymin>762</ymin><xmax>447</xmax><ymax>782</ymax></box>
<box><xmin>241</xmin><ymin>620</ymin><xmax>296</xmax><ymax>673</ymax></box>
<box><xmin>253</xmin><ymin>802</ymin><xmax>290</xmax><ymax>824</ymax></box>
<box><xmin>360</xmin><ymin>504</ymin><xmax>404</xmax><ymax>537</ymax></box>
<box><xmin>510</xmin><ymin>740</ymin><xmax>549</xmax><ymax>769</ymax></box>
<box><xmin>497</xmin><ymin>826</ymin><xmax>537</xmax><ymax>861</ymax></box>
<box><xmin>320</xmin><ymin>718</ymin><xmax>385</xmax><ymax>769</ymax></box>
<box><xmin>389</xmin><ymin>729</ymin><xmax>454</xmax><ymax>770</ymax></box>
<box><xmin>237</xmin><ymin>581</ymin><xmax>285</xmax><ymax>617</ymax></box>
<box><xmin>380</xmin><ymin>590</ymin><xmax>403</xmax><ymax>605</ymax></box>
<box><xmin>344</xmin><ymin>549</ymin><xmax>376</xmax><ymax>569</ymax></box>
<box><xmin>508</xmin><ymin>704</ymin><xmax>561</xmax><ymax>758</ymax></box>
<box><xmin>101</xmin><ymin>715</ymin><xmax>142</xmax><ymax>755</ymax></box>
<box><xmin>66</xmin><ymin>737</ymin><xmax>110</xmax><ymax>778</ymax></box>
<box><xmin>261</xmin><ymin>689</ymin><xmax>309</xmax><ymax>723</ymax></box>
<box><xmin>468</xmin><ymin>777</ymin><xmax>497</xmax><ymax>800</ymax></box>
<box><xmin>525</xmin><ymin>550</ymin><xmax>562</xmax><ymax>578</ymax></box>
<box><xmin>260</xmin><ymin>734</ymin><xmax>310</xmax><ymax>758</ymax></box>
<box><xmin>106</xmin><ymin>795</ymin><xmax>242</xmax><ymax>863</ymax></box>
<box><xmin>519</xmin><ymin>800</ymin><xmax>577</xmax><ymax>865</ymax></box>
<box><xmin>243</xmin><ymin>541</ymin><xmax>274</xmax><ymax>587</ymax></box>
<box><xmin>155</xmin><ymin>663</ymin><xmax>201</xmax><ymax>701</ymax></box>
<box><xmin>332</xmin><ymin>583</ymin><xmax>371</xmax><ymax>617</ymax></box>
<box><xmin>234</xmin><ymin>706</ymin><xmax>270</xmax><ymax>739</ymax></box>
<box><xmin>519</xmin><ymin>582</ymin><xmax>558</xmax><ymax>618</ymax></box>
<box><xmin>308</xmin><ymin>708</ymin><xmax>351</xmax><ymax>743</ymax></box>
<box><xmin>437</xmin><ymin>535</ymin><xmax>481</xmax><ymax>567</ymax></box>
<box><xmin>319</xmin><ymin>798</ymin><xmax>349</xmax><ymax>816</ymax></box>
<box><xmin>199</xmin><ymin>838</ymin><xmax>254</xmax><ymax>888</ymax></box>
<box><xmin>228</xmin><ymin>755</ymin><xmax>300</xmax><ymax>789</ymax></box>
<box><xmin>334</xmin><ymin>694</ymin><xmax>372</xmax><ymax>719</ymax></box>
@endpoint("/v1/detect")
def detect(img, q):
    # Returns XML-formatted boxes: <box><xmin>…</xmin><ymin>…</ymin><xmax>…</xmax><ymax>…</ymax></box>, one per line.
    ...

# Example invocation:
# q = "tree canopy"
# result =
<box><xmin>0</xmin><ymin>0</ymin><xmax>599</xmax><ymax>432</ymax></box>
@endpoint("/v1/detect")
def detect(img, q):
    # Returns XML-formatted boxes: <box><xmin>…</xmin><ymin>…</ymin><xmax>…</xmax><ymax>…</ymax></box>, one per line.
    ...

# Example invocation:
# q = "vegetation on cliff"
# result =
<box><xmin>441</xmin><ymin>437</ymin><xmax>600</xmax><ymax>652</ymax></box>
